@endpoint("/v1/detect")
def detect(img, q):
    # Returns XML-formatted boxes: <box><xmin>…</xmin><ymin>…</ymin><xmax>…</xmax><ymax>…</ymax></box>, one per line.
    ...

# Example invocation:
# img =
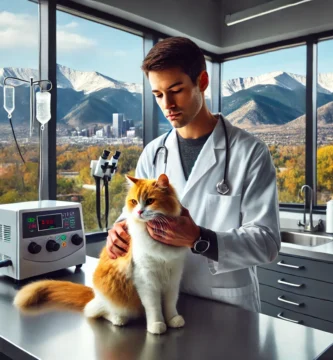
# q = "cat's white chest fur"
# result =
<box><xmin>125</xmin><ymin>216</ymin><xmax>186</xmax><ymax>334</ymax></box>
<box><xmin>127</xmin><ymin>217</ymin><xmax>187</xmax><ymax>265</ymax></box>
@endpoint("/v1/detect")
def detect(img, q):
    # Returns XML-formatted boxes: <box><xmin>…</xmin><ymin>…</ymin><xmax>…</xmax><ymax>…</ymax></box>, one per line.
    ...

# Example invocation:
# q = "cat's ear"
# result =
<box><xmin>126</xmin><ymin>175</ymin><xmax>139</xmax><ymax>186</ymax></box>
<box><xmin>156</xmin><ymin>174</ymin><xmax>169</xmax><ymax>189</ymax></box>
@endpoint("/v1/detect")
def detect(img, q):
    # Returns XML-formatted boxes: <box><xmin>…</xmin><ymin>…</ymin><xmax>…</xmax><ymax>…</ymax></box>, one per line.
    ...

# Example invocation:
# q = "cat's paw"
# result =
<box><xmin>84</xmin><ymin>299</ymin><xmax>105</xmax><ymax>319</ymax></box>
<box><xmin>147</xmin><ymin>321</ymin><xmax>167</xmax><ymax>335</ymax></box>
<box><xmin>109</xmin><ymin>315</ymin><xmax>129</xmax><ymax>326</ymax></box>
<box><xmin>167</xmin><ymin>315</ymin><xmax>185</xmax><ymax>328</ymax></box>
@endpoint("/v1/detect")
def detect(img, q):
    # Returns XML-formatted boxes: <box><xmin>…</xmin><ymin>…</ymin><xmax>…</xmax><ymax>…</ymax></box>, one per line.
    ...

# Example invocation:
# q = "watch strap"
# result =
<box><xmin>191</xmin><ymin>226</ymin><xmax>218</xmax><ymax>261</ymax></box>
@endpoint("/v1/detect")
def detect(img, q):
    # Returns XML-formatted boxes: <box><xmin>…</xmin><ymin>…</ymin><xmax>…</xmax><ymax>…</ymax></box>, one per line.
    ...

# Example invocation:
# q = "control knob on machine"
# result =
<box><xmin>46</xmin><ymin>240</ymin><xmax>60</xmax><ymax>252</ymax></box>
<box><xmin>71</xmin><ymin>234</ymin><xmax>83</xmax><ymax>246</ymax></box>
<box><xmin>28</xmin><ymin>242</ymin><xmax>42</xmax><ymax>254</ymax></box>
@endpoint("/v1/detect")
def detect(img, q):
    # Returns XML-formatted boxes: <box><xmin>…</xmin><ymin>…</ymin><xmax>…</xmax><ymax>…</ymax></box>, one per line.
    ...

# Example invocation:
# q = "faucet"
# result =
<box><xmin>298</xmin><ymin>185</ymin><xmax>323</xmax><ymax>232</ymax></box>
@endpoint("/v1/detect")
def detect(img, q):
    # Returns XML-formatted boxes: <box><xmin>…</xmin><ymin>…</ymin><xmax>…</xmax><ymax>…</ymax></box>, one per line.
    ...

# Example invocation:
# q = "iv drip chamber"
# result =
<box><xmin>4</xmin><ymin>85</ymin><xmax>15</xmax><ymax>116</ymax></box>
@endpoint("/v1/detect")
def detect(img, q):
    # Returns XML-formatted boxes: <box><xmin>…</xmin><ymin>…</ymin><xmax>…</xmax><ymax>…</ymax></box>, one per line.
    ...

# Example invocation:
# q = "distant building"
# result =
<box><xmin>104</xmin><ymin>124</ymin><xmax>112</xmax><ymax>138</ymax></box>
<box><xmin>123</xmin><ymin>119</ymin><xmax>130</xmax><ymax>134</ymax></box>
<box><xmin>113</xmin><ymin>113</ymin><xmax>124</xmax><ymax>138</ymax></box>
<box><xmin>96</xmin><ymin>129</ymin><xmax>104</xmax><ymax>138</ymax></box>
<box><xmin>88</xmin><ymin>126</ymin><xmax>96</xmax><ymax>137</ymax></box>
<box><xmin>81</xmin><ymin>129</ymin><xmax>88</xmax><ymax>137</ymax></box>
<box><xmin>127</xmin><ymin>129</ymin><xmax>135</xmax><ymax>138</ymax></box>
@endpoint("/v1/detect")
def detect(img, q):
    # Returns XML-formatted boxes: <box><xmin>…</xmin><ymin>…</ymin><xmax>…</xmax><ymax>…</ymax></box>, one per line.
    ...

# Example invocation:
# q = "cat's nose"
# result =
<box><xmin>137</xmin><ymin>210</ymin><xmax>144</xmax><ymax>215</ymax></box>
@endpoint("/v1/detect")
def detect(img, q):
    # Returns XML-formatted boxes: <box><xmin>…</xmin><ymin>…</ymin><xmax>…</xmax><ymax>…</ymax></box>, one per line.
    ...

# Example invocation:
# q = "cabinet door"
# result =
<box><xmin>258</xmin><ymin>267</ymin><xmax>333</xmax><ymax>302</ymax></box>
<box><xmin>261</xmin><ymin>301</ymin><xmax>333</xmax><ymax>333</ymax></box>
<box><xmin>260</xmin><ymin>284</ymin><xmax>333</xmax><ymax>322</ymax></box>
<box><xmin>259</xmin><ymin>254</ymin><xmax>333</xmax><ymax>283</ymax></box>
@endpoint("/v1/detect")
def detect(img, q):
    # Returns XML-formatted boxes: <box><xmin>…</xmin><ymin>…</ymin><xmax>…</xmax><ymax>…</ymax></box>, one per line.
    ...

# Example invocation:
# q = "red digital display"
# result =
<box><xmin>37</xmin><ymin>214</ymin><xmax>63</xmax><ymax>231</ymax></box>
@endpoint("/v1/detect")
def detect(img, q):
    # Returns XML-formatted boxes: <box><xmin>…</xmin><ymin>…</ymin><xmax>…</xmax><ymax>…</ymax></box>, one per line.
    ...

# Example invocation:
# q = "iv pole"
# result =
<box><xmin>3</xmin><ymin>76</ymin><xmax>53</xmax><ymax>201</ymax></box>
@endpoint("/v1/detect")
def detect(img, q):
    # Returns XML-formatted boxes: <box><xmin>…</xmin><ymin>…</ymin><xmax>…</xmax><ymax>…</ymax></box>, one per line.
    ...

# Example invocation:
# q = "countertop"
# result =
<box><xmin>280</xmin><ymin>229</ymin><xmax>333</xmax><ymax>263</ymax></box>
<box><xmin>1</xmin><ymin>256</ymin><xmax>333</xmax><ymax>360</ymax></box>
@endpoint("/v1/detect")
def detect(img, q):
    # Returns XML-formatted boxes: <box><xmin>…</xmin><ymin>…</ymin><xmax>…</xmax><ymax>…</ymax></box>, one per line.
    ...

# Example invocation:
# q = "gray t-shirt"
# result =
<box><xmin>176</xmin><ymin>131</ymin><xmax>212</xmax><ymax>180</ymax></box>
<box><xmin>176</xmin><ymin>129</ymin><xmax>217</xmax><ymax>261</ymax></box>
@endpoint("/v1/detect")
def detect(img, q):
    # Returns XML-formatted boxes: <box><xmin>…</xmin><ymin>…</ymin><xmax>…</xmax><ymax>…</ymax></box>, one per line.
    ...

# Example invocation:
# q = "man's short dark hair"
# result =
<box><xmin>141</xmin><ymin>37</ymin><xmax>206</xmax><ymax>84</ymax></box>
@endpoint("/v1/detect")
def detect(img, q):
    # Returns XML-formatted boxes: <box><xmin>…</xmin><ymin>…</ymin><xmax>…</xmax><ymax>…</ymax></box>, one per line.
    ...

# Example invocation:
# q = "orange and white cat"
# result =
<box><xmin>14</xmin><ymin>174</ymin><xmax>187</xmax><ymax>335</ymax></box>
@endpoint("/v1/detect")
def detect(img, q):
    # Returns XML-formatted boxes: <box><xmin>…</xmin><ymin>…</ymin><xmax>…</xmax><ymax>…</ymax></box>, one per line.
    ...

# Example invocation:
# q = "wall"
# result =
<box><xmin>220</xmin><ymin>0</ymin><xmax>333</xmax><ymax>54</ymax></box>
<box><xmin>72</xmin><ymin>0</ymin><xmax>222</xmax><ymax>53</ymax></box>
<box><xmin>72</xmin><ymin>0</ymin><xmax>333</xmax><ymax>54</ymax></box>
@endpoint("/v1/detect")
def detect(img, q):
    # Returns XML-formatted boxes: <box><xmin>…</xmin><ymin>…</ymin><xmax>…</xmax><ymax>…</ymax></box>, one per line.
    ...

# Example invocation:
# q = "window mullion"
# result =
<box><xmin>305</xmin><ymin>39</ymin><xmax>318</xmax><ymax>205</ymax></box>
<box><xmin>142</xmin><ymin>34</ymin><xmax>159</xmax><ymax>146</ymax></box>
<box><xmin>39</xmin><ymin>0</ymin><xmax>57</xmax><ymax>200</ymax></box>
<box><xmin>211</xmin><ymin>61</ymin><xmax>221</xmax><ymax>114</ymax></box>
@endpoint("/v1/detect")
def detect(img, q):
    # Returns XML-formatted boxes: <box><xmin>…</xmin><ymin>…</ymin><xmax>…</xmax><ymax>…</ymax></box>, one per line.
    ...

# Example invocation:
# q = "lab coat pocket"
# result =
<box><xmin>211</xmin><ymin>283</ymin><xmax>259</xmax><ymax>312</ymax></box>
<box><xmin>205</xmin><ymin>194</ymin><xmax>241</xmax><ymax>231</ymax></box>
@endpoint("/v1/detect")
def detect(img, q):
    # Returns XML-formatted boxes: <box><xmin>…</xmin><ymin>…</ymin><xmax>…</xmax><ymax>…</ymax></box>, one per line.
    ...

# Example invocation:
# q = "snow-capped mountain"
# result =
<box><xmin>0</xmin><ymin>65</ymin><xmax>142</xmax><ymax>94</ymax></box>
<box><xmin>56</xmin><ymin>65</ymin><xmax>142</xmax><ymax>94</ymax></box>
<box><xmin>1</xmin><ymin>65</ymin><xmax>332</xmax><ymax>130</ymax></box>
<box><xmin>222</xmin><ymin>71</ymin><xmax>333</xmax><ymax>96</ymax></box>
<box><xmin>0</xmin><ymin>67</ymin><xmax>38</xmax><ymax>86</ymax></box>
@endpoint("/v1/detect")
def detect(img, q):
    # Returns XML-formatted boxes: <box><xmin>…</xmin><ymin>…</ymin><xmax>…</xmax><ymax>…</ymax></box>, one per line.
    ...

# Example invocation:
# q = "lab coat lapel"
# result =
<box><xmin>181</xmin><ymin>118</ymin><xmax>226</xmax><ymax>200</ymax></box>
<box><xmin>164</xmin><ymin>130</ymin><xmax>187</xmax><ymax>197</ymax></box>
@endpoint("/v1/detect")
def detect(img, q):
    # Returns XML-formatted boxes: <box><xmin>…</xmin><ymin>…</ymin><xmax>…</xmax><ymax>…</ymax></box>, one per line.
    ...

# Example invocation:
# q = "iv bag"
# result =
<box><xmin>36</xmin><ymin>91</ymin><xmax>51</xmax><ymax>125</ymax></box>
<box><xmin>3</xmin><ymin>85</ymin><xmax>15</xmax><ymax>116</ymax></box>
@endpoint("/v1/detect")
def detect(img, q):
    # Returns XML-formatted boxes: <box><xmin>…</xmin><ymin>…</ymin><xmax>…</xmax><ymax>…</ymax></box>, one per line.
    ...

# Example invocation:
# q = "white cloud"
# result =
<box><xmin>57</xmin><ymin>31</ymin><xmax>96</xmax><ymax>51</ymax></box>
<box><xmin>57</xmin><ymin>21</ymin><xmax>79</xmax><ymax>30</ymax></box>
<box><xmin>101</xmin><ymin>49</ymin><xmax>128</xmax><ymax>58</ymax></box>
<box><xmin>0</xmin><ymin>11</ymin><xmax>38</xmax><ymax>49</ymax></box>
<box><xmin>0</xmin><ymin>11</ymin><xmax>96</xmax><ymax>52</ymax></box>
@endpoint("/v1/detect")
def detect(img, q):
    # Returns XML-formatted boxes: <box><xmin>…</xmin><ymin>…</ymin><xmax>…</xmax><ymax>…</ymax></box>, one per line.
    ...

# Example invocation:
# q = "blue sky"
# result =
<box><xmin>223</xmin><ymin>41</ymin><xmax>333</xmax><ymax>81</ymax></box>
<box><xmin>1</xmin><ymin>0</ymin><xmax>332</xmax><ymax>84</ymax></box>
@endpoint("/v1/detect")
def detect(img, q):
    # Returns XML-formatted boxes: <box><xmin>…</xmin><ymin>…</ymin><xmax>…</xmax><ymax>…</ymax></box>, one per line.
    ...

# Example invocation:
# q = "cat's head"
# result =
<box><xmin>125</xmin><ymin>174</ymin><xmax>181</xmax><ymax>222</ymax></box>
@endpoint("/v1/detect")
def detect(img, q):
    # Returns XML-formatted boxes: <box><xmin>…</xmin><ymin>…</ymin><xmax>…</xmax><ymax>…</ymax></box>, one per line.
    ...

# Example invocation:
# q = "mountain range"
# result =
<box><xmin>0</xmin><ymin>65</ymin><xmax>332</xmax><ymax>131</ymax></box>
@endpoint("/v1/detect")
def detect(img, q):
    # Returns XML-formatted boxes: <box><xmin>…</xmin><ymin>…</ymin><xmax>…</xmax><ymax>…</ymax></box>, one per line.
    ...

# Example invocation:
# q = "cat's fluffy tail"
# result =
<box><xmin>13</xmin><ymin>280</ymin><xmax>94</xmax><ymax>313</ymax></box>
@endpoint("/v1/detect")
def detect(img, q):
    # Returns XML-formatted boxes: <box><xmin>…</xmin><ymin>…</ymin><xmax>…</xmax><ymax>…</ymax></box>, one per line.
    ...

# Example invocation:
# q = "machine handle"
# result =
<box><xmin>277</xmin><ymin>261</ymin><xmax>303</xmax><ymax>269</ymax></box>
<box><xmin>278</xmin><ymin>279</ymin><xmax>304</xmax><ymax>288</ymax></box>
<box><xmin>278</xmin><ymin>295</ymin><xmax>303</xmax><ymax>307</ymax></box>
<box><xmin>0</xmin><ymin>259</ymin><xmax>12</xmax><ymax>268</ymax></box>
<box><xmin>277</xmin><ymin>312</ymin><xmax>302</xmax><ymax>324</ymax></box>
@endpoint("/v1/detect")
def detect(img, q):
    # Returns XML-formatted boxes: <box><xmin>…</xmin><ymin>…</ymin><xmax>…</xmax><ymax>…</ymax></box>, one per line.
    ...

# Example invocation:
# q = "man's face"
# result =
<box><xmin>148</xmin><ymin>67</ymin><xmax>204</xmax><ymax>129</ymax></box>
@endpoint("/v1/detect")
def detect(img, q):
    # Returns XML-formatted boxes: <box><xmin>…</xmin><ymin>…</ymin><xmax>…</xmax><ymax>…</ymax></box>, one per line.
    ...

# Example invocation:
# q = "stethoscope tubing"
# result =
<box><xmin>152</xmin><ymin>115</ymin><xmax>230</xmax><ymax>195</ymax></box>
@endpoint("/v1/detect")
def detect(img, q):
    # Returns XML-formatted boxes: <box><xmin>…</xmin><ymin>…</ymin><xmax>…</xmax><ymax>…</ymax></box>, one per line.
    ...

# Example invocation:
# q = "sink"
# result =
<box><xmin>280</xmin><ymin>230</ymin><xmax>333</xmax><ymax>247</ymax></box>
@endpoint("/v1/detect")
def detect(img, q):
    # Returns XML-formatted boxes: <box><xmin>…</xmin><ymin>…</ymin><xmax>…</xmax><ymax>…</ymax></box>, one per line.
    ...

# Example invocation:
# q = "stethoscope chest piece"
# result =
<box><xmin>216</xmin><ymin>179</ymin><xmax>230</xmax><ymax>195</ymax></box>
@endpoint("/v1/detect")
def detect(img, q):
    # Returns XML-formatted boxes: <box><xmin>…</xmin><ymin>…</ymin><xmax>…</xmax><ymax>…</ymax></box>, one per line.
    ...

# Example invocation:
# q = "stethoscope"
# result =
<box><xmin>152</xmin><ymin>115</ymin><xmax>230</xmax><ymax>195</ymax></box>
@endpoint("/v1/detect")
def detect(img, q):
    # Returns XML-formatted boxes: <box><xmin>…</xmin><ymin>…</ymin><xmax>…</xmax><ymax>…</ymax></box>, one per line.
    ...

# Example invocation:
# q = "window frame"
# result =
<box><xmin>36</xmin><ymin>0</ymin><xmax>333</xmax><ymax>239</ymax></box>
<box><xmin>219</xmin><ymin>32</ymin><xmax>333</xmax><ymax>214</ymax></box>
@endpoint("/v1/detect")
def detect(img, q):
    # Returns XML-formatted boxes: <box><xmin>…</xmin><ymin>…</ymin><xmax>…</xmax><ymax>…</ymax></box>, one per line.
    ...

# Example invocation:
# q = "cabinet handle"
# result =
<box><xmin>277</xmin><ymin>312</ymin><xmax>302</xmax><ymax>324</ymax></box>
<box><xmin>277</xmin><ymin>261</ymin><xmax>303</xmax><ymax>269</ymax></box>
<box><xmin>278</xmin><ymin>295</ymin><xmax>303</xmax><ymax>307</ymax></box>
<box><xmin>278</xmin><ymin>279</ymin><xmax>304</xmax><ymax>288</ymax></box>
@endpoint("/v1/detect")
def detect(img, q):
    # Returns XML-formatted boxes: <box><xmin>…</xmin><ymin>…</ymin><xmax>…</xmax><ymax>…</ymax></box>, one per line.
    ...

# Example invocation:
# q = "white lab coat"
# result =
<box><xmin>121</xmin><ymin>116</ymin><xmax>281</xmax><ymax>312</ymax></box>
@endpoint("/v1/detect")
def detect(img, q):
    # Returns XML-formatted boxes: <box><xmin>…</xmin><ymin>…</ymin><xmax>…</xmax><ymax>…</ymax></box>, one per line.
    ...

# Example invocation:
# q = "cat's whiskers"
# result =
<box><xmin>153</xmin><ymin>215</ymin><xmax>172</xmax><ymax>233</ymax></box>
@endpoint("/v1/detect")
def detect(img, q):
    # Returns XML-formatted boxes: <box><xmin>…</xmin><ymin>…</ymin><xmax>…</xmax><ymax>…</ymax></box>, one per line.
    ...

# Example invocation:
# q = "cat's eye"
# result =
<box><xmin>131</xmin><ymin>199</ymin><xmax>137</xmax><ymax>205</ymax></box>
<box><xmin>146</xmin><ymin>198</ymin><xmax>154</xmax><ymax>205</ymax></box>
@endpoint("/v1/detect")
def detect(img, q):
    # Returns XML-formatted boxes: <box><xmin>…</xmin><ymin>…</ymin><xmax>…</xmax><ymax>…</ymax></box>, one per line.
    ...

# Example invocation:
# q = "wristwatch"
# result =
<box><xmin>192</xmin><ymin>227</ymin><xmax>211</xmax><ymax>254</ymax></box>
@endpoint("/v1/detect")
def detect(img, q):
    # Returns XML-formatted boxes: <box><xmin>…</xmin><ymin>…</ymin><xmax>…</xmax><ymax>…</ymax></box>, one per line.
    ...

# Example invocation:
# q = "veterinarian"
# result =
<box><xmin>106</xmin><ymin>37</ymin><xmax>281</xmax><ymax>313</ymax></box>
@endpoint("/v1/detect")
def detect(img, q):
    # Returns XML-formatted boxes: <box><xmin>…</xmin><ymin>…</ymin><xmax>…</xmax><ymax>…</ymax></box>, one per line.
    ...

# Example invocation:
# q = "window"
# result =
<box><xmin>56</xmin><ymin>10</ymin><xmax>143</xmax><ymax>232</ymax></box>
<box><xmin>221</xmin><ymin>46</ymin><xmax>307</xmax><ymax>204</ymax></box>
<box><xmin>0</xmin><ymin>0</ymin><xmax>39</xmax><ymax>205</ymax></box>
<box><xmin>317</xmin><ymin>39</ymin><xmax>333</xmax><ymax>205</ymax></box>
<box><xmin>157</xmin><ymin>59</ymin><xmax>213</xmax><ymax>136</ymax></box>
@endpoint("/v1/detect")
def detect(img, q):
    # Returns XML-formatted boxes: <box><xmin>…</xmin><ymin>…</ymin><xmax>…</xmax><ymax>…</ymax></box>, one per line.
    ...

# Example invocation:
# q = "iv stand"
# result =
<box><xmin>3</xmin><ymin>76</ymin><xmax>53</xmax><ymax>201</ymax></box>
<box><xmin>4</xmin><ymin>76</ymin><xmax>53</xmax><ymax>137</ymax></box>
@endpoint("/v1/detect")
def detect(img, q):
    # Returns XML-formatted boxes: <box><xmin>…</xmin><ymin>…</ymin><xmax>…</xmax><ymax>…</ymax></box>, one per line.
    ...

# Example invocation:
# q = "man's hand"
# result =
<box><xmin>106</xmin><ymin>220</ymin><xmax>131</xmax><ymax>259</ymax></box>
<box><xmin>147</xmin><ymin>207</ymin><xmax>200</xmax><ymax>248</ymax></box>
